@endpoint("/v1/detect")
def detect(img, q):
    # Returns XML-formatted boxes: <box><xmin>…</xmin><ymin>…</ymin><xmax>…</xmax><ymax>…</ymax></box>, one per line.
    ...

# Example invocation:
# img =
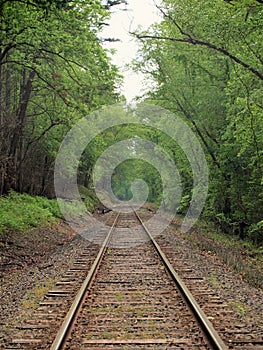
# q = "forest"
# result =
<box><xmin>0</xmin><ymin>0</ymin><xmax>262</xmax><ymax>245</ymax></box>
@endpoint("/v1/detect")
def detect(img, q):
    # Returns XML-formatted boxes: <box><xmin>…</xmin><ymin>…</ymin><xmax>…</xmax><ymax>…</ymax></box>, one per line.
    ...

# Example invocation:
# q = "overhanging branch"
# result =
<box><xmin>134</xmin><ymin>33</ymin><xmax>263</xmax><ymax>81</ymax></box>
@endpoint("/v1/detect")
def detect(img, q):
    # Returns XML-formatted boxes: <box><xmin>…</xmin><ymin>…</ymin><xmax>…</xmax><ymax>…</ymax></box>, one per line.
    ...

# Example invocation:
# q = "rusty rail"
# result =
<box><xmin>135</xmin><ymin>210</ymin><xmax>227</xmax><ymax>350</ymax></box>
<box><xmin>50</xmin><ymin>212</ymin><xmax>120</xmax><ymax>350</ymax></box>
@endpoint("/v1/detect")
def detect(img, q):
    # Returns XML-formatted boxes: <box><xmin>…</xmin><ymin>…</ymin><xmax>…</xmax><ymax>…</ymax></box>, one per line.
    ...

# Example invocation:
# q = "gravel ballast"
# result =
<box><xmin>0</xmin><ymin>214</ymin><xmax>262</xmax><ymax>347</ymax></box>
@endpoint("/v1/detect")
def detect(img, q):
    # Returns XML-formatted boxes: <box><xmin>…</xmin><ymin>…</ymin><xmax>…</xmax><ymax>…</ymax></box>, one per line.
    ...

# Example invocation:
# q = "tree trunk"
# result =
<box><xmin>7</xmin><ymin>69</ymin><xmax>35</xmax><ymax>192</ymax></box>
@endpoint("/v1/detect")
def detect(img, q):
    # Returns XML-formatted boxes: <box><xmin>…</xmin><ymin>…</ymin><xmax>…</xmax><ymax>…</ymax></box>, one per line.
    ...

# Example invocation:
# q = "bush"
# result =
<box><xmin>248</xmin><ymin>220</ymin><xmax>263</xmax><ymax>246</ymax></box>
<box><xmin>0</xmin><ymin>190</ymin><xmax>98</xmax><ymax>233</ymax></box>
<box><xmin>177</xmin><ymin>194</ymin><xmax>191</xmax><ymax>214</ymax></box>
<box><xmin>0</xmin><ymin>191</ymin><xmax>60</xmax><ymax>233</ymax></box>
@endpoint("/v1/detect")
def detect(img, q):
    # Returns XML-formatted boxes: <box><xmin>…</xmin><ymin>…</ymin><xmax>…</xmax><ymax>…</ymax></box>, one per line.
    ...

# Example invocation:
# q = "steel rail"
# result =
<box><xmin>135</xmin><ymin>211</ymin><xmax>227</xmax><ymax>350</ymax></box>
<box><xmin>50</xmin><ymin>212</ymin><xmax>120</xmax><ymax>350</ymax></box>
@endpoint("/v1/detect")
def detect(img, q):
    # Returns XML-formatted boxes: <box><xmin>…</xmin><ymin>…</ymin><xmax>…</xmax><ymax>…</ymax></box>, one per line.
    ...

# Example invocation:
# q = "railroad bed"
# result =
<box><xmin>5</xmin><ymin>211</ymin><xmax>263</xmax><ymax>349</ymax></box>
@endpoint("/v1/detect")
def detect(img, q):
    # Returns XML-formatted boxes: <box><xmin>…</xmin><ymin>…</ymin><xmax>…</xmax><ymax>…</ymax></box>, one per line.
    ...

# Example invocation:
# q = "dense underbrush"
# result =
<box><xmin>0</xmin><ymin>190</ymin><xmax>96</xmax><ymax>233</ymax></box>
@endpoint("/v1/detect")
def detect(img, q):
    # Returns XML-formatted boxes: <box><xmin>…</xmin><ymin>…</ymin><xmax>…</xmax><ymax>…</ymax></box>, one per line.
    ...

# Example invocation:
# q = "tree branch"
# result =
<box><xmin>134</xmin><ymin>33</ymin><xmax>263</xmax><ymax>81</ymax></box>
<box><xmin>155</xmin><ymin>4</ymin><xmax>191</xmax><ymax>39</ymax></box>
<box><xmin>104</xmin><ymin>0</ymin><xmax>127</xmax><ymax>9</ymax></box>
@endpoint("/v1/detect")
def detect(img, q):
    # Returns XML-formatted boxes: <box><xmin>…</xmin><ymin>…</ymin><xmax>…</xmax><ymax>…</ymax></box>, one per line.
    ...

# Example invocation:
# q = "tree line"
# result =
<box><xmin>0</xmin><ymin>0</ymin><xmax>120</xmax><ymax>197</ymax></box>
<box><xmin>132</xmin><ymin>0</ymin><xmax>263</xmax><ymax>243</ymax></box>
<box><xmin>0</xmin><ymin>0</ymin><xmax>262</xmax><ymax>244</ymax></box>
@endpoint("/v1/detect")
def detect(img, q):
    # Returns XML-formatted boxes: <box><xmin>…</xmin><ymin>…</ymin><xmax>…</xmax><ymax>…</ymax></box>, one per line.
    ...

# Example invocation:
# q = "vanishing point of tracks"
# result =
<box><xmin>7</xmin><ymin>210</ymin><xmax>262</xmax><ymax>349</ymax></box>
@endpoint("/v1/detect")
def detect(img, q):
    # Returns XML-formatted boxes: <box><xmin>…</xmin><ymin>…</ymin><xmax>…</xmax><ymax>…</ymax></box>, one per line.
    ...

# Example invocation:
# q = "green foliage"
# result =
<box><xmin>0</xmin><ymin>192</ymin><xmax>58</xmax><ymax>232</ymax></box>
<box><xmin>78</xmin><ymin>185</ymin><xmax>99</xmax><ymax>211</ymax></box>
<box><xmin>0</xmin><ymin>0</ymin><xmax>120</xmax><ymax>196</ymax></box>
<box><xmin>0</xmin><ymin>190</ymin><xmax>98</xmax><ymax>233</ymax></box>
<box><xmin>177</xmin><ymin>195</ymin><xmax>191</xmax><ymax>215</ymax></box>
<box><xmin>111</xmin><ymin>159</ymin><xmax>162</xmax><ymax>204</ymax></box>
<box><xmin>133</xmin><ymin>0</ymin><xmax>263</xmax><ymax>244</ymax></box>
<box><xmin>248</xmin><ymin>220</ymin><xmax>263</xmax><ymax>245</ymax></box>
<box><xmin>0</xmin><ymin>0</ymin><xmax>262</xmax><ymax>249</ymax></box>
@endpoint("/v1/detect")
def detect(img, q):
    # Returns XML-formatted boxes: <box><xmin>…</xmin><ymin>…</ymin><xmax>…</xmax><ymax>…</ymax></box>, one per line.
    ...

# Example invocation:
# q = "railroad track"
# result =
<box><xmin>6</xmin><ymin>210</ymin><xmax>262</xmax><ymax>349</ymax></box>
<box><xmin>50</xmin><ymin>210</ymin><xmax>227</xmax><ymax>349</ymax></box>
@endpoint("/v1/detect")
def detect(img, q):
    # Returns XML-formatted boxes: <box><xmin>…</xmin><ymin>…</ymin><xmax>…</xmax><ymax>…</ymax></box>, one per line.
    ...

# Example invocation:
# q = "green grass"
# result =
<box><xmin>0</xmin><ymin>192</ymin><xmax>57</xmax><ymax>232</ymax></box>
<box><xmin>0</xmin><ymin>190</ymin><xmax>97</xmax><ymax>233</ymax></box>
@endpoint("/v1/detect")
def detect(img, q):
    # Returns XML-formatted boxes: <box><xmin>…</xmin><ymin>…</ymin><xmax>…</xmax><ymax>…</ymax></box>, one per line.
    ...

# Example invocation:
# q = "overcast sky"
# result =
<box><xmin>101</xmin><ymin>0</ymin><xmax>162</xmax><ymax>102</ymax></box>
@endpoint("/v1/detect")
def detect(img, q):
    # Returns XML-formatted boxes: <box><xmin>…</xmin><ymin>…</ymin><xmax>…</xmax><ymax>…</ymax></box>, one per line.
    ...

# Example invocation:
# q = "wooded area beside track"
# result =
<box><xmin>0</xmin><ymin>0</ymin><xmax>262</xmax><ymax>244</ymax></box>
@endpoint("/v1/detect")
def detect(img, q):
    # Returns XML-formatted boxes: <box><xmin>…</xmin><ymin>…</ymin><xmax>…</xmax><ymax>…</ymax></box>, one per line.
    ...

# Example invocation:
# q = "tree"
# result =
<box><xmin>0</xmin><ymin>0</ymin><xmax>120</xmax><ymax>195</ymax></box>
<box><xmin>133</xmin><ymin>0</ymin><xmax>263</xmax><ymax>242</ymax></box>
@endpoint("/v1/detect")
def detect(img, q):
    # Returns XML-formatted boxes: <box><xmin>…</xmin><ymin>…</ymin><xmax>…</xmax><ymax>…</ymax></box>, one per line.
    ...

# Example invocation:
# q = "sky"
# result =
<box><xmin>101</xmin><ymin>0</ymin><xmax>162</xmax><ymax>102</ymax></box>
